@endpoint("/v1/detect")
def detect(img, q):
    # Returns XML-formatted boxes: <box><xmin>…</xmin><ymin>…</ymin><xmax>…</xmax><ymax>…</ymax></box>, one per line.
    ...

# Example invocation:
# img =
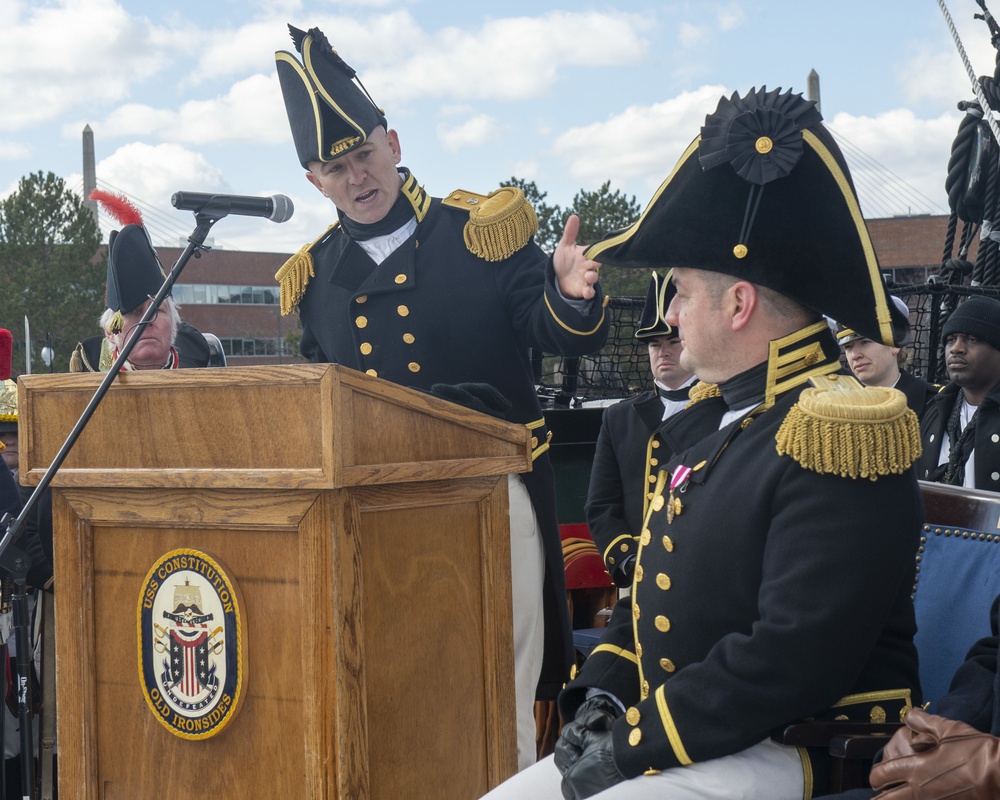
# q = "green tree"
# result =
<box><xmin>0</xmin><ymin>171</ymin><xmax>103</xmax><ymax>375</ymax></box>
<box><xmin>565</xmin><ymin>181</ymin><xmax>646</xmax><ymax>298</ymax></box>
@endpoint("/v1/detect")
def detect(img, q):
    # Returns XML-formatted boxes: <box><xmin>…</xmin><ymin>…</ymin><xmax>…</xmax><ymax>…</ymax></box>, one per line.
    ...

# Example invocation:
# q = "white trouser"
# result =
<box><xmin>482</xmin><ymin>737</ymin><xmax>805</xmax><ymax>799</ymax></box>
<box><xmin>507</xmin><ymin>474</ymin><xmax>546</xmax><ymax>772</ymax></box>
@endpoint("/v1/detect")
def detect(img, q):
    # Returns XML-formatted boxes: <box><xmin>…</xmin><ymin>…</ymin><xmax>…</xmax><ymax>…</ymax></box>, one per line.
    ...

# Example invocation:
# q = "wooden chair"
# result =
<box><xmin>780</xmin><ymin>481</ymin><xmax>1000</xmax><ymax>793</ymax></box>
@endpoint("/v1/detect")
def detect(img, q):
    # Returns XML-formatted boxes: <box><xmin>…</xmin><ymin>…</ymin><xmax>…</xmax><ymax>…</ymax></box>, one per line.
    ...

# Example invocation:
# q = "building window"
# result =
<box><xmin>219</xmin><ymin>337</ymin><xmax>289</xmax><ymax>357</ymax></box>
<box><xmin>174</xmin><ymin>284</ymin><xmax>280</xmax><ymax>306</ymax></box>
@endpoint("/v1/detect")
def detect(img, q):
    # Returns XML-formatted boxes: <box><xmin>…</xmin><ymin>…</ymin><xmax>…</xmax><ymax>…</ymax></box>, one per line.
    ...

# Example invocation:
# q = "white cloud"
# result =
<box><xmin>678</xmin><ymin>22</ymin><xmax>705</xmax><ymax>48</ymax></box>
<box><xmin>0</xmin><ymin>141</ymin><xmax>31</xmax><ymax>160</ymax></box>
<box><xmin>437</xmin><ymin>114</ymin><xmax>499</xmax><ymax>152</ymax></box>
<box><xmin>827</xmin><ymin>109</ymin><xmax>961</xmax><ymax>217</ymax></box>
<box><xmin>0</xmin><ymin>0</ymin><xmax>198</xmax><ymax>132</ymax></box>
<box><xmin>553</xmin><ymin>86</ymin><xmax>727</xmax><ymax>193</ymax></box>
<box><xmin>83</xmin><ymin>74</ymin><xmax>290</xmax><ymax>146</ymax></box>
<box><xmin>359</xmin><ymin>10</ymin><xmax>652</xmax><ymax>105</ymax></box>
<box><xmin>97</xmin><ymin>141</ymin><xmax>227</xmax><ymax>207</ymax></box>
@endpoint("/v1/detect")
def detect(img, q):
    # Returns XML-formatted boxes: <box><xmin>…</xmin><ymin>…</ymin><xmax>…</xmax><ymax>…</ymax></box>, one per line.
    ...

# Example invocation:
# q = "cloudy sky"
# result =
<box><xmin>0</xmin><ymin>0</ymin><xmax>994</xmax><ymax>254</ymax></box>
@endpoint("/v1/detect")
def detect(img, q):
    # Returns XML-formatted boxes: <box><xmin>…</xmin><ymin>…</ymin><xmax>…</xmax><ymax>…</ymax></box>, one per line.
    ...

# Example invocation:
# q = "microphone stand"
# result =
<box><xmin>0</xmin><ymin>210</ymin><xmax>222</xmax><ymax>800</ymax></box>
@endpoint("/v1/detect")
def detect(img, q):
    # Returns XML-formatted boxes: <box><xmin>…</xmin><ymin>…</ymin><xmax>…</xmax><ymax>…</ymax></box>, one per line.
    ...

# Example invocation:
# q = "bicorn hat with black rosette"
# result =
<box><xmin>585</xmin><ymin>86</ymin><xmax>909</xmax><ymax>348</ymax></box>
<box><xmin>634</xmin><ymin>271</ymin><xmax>678</xmax><ymax>340</ymax></box>
<box><xmin>275</xmin><ymin>25</ymin><xmax>388</xmax><ymax>169</ymax></box>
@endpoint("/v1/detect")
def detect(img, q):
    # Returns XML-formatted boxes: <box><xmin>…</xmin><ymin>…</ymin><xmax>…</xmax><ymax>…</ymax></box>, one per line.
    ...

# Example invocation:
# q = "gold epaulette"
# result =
<box><xmin>442</xmin><ymin>187</ymin><xmax>538</xmax><ymax>262</ymax></box>
<box><xmin>686</xmin><ymin>381</ymin><xmax>721</xmax><ymax>406</ymax></box>
<box><xmin>274</xmin><ymin>222</ymin><xmax>339</xmax><ymax>316</ymax></box>
<box><xmin>775</xmin><ymin>374</ymin><xmax>922</xmax><ymax>480</ymax></box>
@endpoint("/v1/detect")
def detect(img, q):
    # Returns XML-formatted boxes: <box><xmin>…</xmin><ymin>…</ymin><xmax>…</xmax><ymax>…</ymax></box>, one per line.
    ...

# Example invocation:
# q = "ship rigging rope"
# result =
<box><xmin>938</xmin><ymin>0</ymin><xmax>1000</xmax><ymax>145</ymax></box>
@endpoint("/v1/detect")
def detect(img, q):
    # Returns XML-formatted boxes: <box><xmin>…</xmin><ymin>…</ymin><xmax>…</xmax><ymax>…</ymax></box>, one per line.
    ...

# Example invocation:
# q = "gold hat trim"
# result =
<box><xmin>302</xmin><ymin>36</ymin><xmax>368</xmax><ymax>162</ymax></box>
<box><xmin>802</xmin><ymin>129</ymin><xmax>893</xmax><ymax>346</ymax></box>
<box><xmin>275</xmin><ymin>50</ymin><xmax>327</xmax><ymax>164</ymax></box>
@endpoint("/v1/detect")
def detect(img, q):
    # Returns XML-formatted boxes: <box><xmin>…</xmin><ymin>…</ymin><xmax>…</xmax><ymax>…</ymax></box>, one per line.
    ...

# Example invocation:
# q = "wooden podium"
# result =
<box><xmin>19</xmin><ymin>364</ymin><xmax>524</xmax><ymax>799</ymax></box>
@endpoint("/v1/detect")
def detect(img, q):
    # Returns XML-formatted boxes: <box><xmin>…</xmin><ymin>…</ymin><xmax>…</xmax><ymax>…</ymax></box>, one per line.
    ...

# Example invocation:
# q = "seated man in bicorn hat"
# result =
<box><xmin>273</xmin><ymin>24</ymin><xmax>610</xmax><ymax>769</ymax></box>
<box><xmin>484</xmin><ymin>87</ymin><xmax>922</xmax><ymax>799</ymax></box>
<box><xmin>837</xmin><ymin>294</ymin><xmax>937</xmax><ymax>420</ymax></box>
<box><xmin>70</xmin><ymin>190</ymin><xmax>224</xmax><ymax>373</ymax></box>
<box><xmin>586</xmin><ymin>271</ymin><xmax>724</xmax><ymax>588</ymax></box>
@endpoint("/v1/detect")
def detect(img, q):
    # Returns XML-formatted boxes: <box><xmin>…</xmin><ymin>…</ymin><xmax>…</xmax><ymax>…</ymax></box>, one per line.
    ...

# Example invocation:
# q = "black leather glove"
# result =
<box><xmin>426</xmin><ymin>382</ymin><xmax>512</xmax><ymax>419</ymax></box>
<box><xmin>554</xmin><ymin>695</ymin><xmax>622</xmax><ymax>775</ymax></box>
<box><xmin>560</xmin><ymin>729</ymin><xmax>626</xmax><ymax>799</ymax></box>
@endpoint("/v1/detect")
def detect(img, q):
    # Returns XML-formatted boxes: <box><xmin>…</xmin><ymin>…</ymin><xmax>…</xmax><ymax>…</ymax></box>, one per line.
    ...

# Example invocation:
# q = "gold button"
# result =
<box><xmin>626</xmin><ymin>707</ymin><xmax>640</xmax><ymax>725</ymax></box>
<box><xmin>397</xmin><ymin>305</ymin><xmax>409</xmax><ymax>317</ymax></box>
<box><xmin>394</xmin><ymin>274</ymin><xmax>407</xmax><ymax>284</ymax></box>
<box><xmin>655</xmin><ymin>615</ymin><xmax>670</xmax><ymax>632</ymax></box>
<box><xmin>355</xmin><ymin>316</ymin><xmax>368</xmax><ymax>329</ymax></box>
<box><xmin>650</xmin><ymin>458</ymin><xmax>658</xmax><ymax>466</ymax></box>
<box><xmin>656</xmin><ymin>573</ymin><xmax>671</xmax><ymax>591</ymax></box>
<box><xmin>755</xmin><ymin>135</ymin><xmax>773</xmax><ymax>154</ymax></box>
<box><xmin>636</xmin><ymin>642</ymin><xmax>643</xmax><ymax>657</ymax></box>
<box><xmin>660</xmin><ymin>658</ymin><xmax>675</xmax><ymax>673</ymax></box>
<box><xmin>646</xmin><ymin>492</ymin><xmax>654</xmax><ymax>500</ymax></box>
<box><xmin>355</xmin><ymin>295</ymin><xmax>368</xmax><ymax>304</ymax></box>
<box><xmin>360</xmin><ymin>342</ymin><xmax>372</xmax><ymax>355</ymax></box>
<box><xmin>366</xmin><ymin>369</ymin><xmax>378</xmax><ymax>377</ymax></box>
<box><xmin>403</xmin><ymin>333</ymin><xmax>415</xmax><ymax>344</ymax></box>
<box><xmin>628</xmin><ymin>728</ymin><xmax>642</xmax><ymax>746</ymax></box>
<box><xmin>733</xmin><ymin>243</ymin><xmax>748</xmax><ymax>259</ymax></box>
<box><xmin>640</xmin><ymin>530</ymin><xmax>651</xmax><ymax>546</ymax></box>
<box><xmin>570</xmin><ymin>663</ymin><xmax>578</xmax><ymax>680</ymax></box>
<box><xmin>408</xmin><ymin>362</ymin><xmax>420</xmax><ymax>373</ymax></box>
<box><xmin>652</xmin><ymin>495</ymin><xmax>664</xmax><ymax>512</ymax></box>
<box><xmin>648</xmin><ymin>475</ymin><xmax>656</xmax><ymax>484</ymax></box>
<box><xmin>635</xmin><ymin>565</ymin><xmax>644</xmax><ymax>581</ymax></box>
<box><xmin>641</xmin><ymin>680</ymin><xmax>649</xmax><ymax>697</ymax></box>
<box><xmin>619</xmin><ymin>543</ymin><xmax>629</xmax><ymax>552</ymax></box>
<box><xmin>531</xmin><ymin>436</ymin><xmax>539</xmax><ymax>448</ymax></box>
<box><xmin>662</xmin><ymin>536</ymin><xmax>673</xmax><ymax>552</ymax></box>
<box><xmin>632</xmin><ymin>603</ymin><xmax>640</xmax><ymax>620</ymax></box>
<box><xmin>608</xmin><ymin>556</ymin><xmax>616</xmax><ymax>565</ymax></box>
<box><xmin>651</xmin><ymin>440</ymin><xmax>660</xmax><ymax>449</ymax></box>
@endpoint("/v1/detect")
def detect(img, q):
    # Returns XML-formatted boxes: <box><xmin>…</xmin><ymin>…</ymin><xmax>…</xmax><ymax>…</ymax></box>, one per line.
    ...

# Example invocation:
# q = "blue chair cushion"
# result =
<box><xmin>913</xmin><ymin>524</ymin><xmax>1000</xmax><ymax>710</ymax></box>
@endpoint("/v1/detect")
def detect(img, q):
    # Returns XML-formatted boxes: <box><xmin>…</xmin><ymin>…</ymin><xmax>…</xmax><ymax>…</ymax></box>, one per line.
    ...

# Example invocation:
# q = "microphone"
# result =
<box><xmin>170</xmin><ymin>191</ymin><xmax>294</xmax><ymax>223</ymax></box>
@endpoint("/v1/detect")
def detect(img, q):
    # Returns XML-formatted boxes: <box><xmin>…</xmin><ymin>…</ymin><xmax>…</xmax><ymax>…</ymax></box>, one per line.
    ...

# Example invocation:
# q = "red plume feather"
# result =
<box><xmin>89</xmin><ymin>188</ymin><xmax>143</xmax><ymax>227</ymax></box>
<box><xmin>0</xmin><ymin>329</ymin><xmax>12</xmax><ymax>381</ymax></box>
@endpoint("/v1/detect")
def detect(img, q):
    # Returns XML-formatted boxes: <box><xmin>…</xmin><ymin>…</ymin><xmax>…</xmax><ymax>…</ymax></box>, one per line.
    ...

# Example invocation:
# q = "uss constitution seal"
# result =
<box><xmin>138</xmin><ymin>549</ymin><xmax>246</xmax><ymax>739</ymax></box>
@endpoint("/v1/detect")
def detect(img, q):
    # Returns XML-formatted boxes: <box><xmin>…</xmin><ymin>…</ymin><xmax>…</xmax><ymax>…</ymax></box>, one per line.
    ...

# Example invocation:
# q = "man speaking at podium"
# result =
<box><xmin>273</xmin><ymin>24</ymin><xmax>609</xmax><ymax>769</ymax></box>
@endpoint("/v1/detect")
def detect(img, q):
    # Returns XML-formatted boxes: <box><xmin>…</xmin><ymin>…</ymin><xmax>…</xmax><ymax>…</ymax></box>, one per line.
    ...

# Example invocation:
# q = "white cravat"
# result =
<box><xmin>356</xmin><ymin>216</ymin><xmax>418</xmax><ymax>264</ymax></box>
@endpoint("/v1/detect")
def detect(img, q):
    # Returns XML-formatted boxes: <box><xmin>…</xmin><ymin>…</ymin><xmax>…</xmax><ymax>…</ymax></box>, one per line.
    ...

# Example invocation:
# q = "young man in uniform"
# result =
<box><xmin>274</xmin><ymin>25</ymin><xmax>609</xmax><ymax>769</ymax></box>
<box><xmin>838</xmin><ymin>295</ymin><xmax>937</xmax><ymax>419</ymax></box>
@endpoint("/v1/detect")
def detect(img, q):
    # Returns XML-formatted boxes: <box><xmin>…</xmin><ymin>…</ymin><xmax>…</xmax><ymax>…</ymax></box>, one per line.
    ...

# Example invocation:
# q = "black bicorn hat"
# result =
<box><xmin>275</xmin><ymin>25</ymin><xmax>388</xmax><ymax>169</ymax></box>
<box><xmin>90</xmin><ymin>190</ymin><xmax>166</xmax><ymax>331</ymax></box>
<box><xmin>634</xmin><ymin>271</ymin><xmax>679</xmax><ymax>340</ymax></box>
<box><xmin>585</xmin><ymin>86</ymin><xmax>909</xmax><ymax>347</ymax></box>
